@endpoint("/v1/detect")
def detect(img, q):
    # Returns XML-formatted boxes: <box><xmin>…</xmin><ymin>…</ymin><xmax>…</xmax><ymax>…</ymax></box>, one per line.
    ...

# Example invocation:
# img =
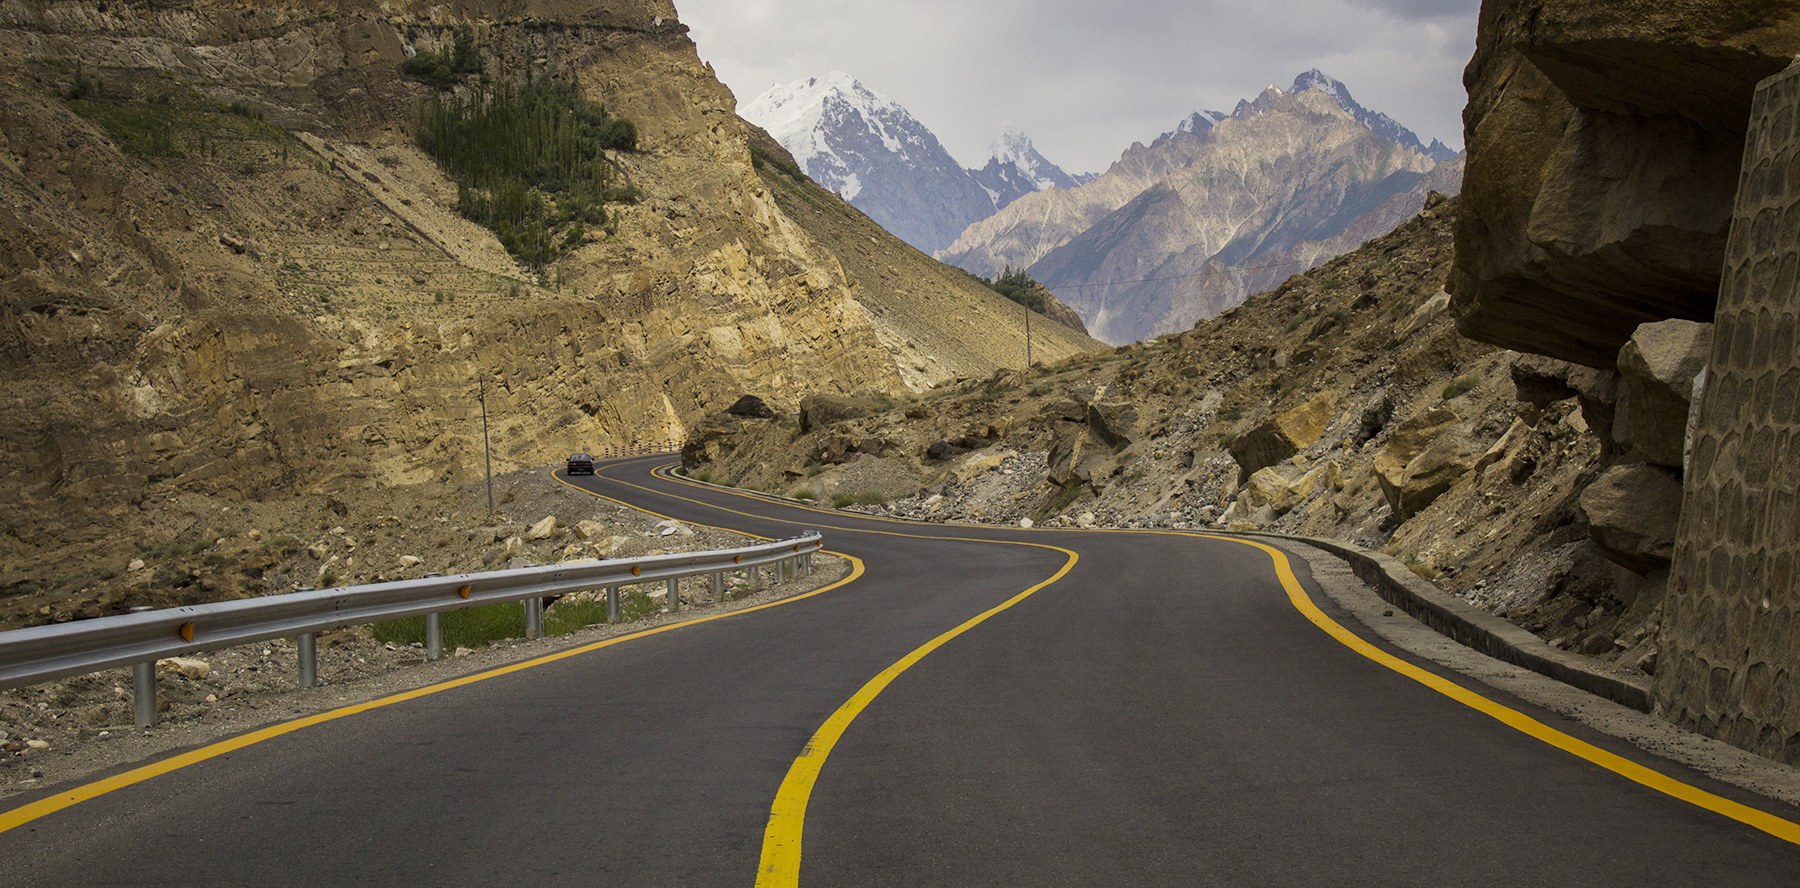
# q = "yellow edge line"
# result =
<box><xmin>652</xmin><ymin>466</ymin><xmax>1800</xmax><ymax>845</ymax></box>
<box><xmin>0</xmin><ymin>463</ymin><xmax>864</xmax><ymax>836</ymax></box>
<box><xmin>1205</xmin><ymin>532</ymin><xmax>1800</xmax><ymax>847</ymax></box>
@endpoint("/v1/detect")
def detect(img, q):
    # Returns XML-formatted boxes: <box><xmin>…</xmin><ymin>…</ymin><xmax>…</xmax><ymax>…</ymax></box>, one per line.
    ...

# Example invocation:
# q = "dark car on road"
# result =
<box><xmin>566</xmin><ymin>453</ymin><xmax>595</xmax><ymax>475</ymax></box>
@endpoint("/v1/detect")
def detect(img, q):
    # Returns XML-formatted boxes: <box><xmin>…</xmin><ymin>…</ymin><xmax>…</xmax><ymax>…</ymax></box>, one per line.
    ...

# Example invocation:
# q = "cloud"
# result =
<box><xmin>677</xmin><ymin>0</ymin><xmax>1478</xmax><ymax>173</ymax></box>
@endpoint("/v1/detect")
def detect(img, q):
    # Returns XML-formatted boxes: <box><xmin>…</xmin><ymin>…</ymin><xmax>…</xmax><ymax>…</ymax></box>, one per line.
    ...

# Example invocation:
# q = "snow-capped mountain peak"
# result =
<box><xmin>978</xmin><ymin>124</ymin><xmax>1082</xmax><ymax>196</ymax></box>
<box><xmin>741</xmin><ymin>71</ymin><xmax>918</xmax><ymax>198</ymax></box>
<box><xmin>1290</xmin><ymin>68</ymin><xmax>1456</xmax><ymax>161</ymax></box>
<box><xmin>987</xmin><ymin>124</ymin><xmax>1035</xmax><ymax>166</ymax></box>
<box><xmin>1176</xmin><ymin>110</ymin><xmax>1228</xmax><ymax>134</ymax></box>
<box><xmin>741</xmin><ymin>72</ymin><xmax>1006</xmax><ymax>253</ymax></box>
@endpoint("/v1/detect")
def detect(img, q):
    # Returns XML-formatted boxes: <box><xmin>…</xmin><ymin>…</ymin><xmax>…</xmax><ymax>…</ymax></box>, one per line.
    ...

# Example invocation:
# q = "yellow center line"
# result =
<box><xmin>753</xmin><ymin>545</ymin><xmax>1077</xmax><ymax>887</ymax></box>
<box><xmin>642</xmin><ymin>469</ymin><xmax>1800</xmax><ymax>862</ymax></box>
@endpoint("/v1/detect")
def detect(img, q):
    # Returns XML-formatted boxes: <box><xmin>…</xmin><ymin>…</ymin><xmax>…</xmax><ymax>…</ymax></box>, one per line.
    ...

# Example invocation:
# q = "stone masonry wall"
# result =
<box><xmin>1660</xmin><ymin>62</ymin><xmax>1800</xmax><ymax>764</ymax></box>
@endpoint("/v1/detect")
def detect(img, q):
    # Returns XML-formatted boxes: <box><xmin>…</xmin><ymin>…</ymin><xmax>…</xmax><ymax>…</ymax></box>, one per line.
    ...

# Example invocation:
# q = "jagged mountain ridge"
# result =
<box><xmin>940</xmin><ymin>71</ymin><xmax>1458</xmax><ymax>344</ymax></box>
<box><xmin>741</xmin><ymin>73</ymin><xmax>1085</xmax><ymax>254</ymax></box>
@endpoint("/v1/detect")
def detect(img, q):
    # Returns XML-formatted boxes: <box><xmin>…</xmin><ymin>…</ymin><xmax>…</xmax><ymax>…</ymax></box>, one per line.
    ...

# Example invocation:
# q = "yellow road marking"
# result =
<box><xmin>0</xmin><ymin>460</ymin><xmax>862</xmax><ymax>835</ymax></box>
<box><xmin>1208</xmin><ymin>533</ymin><xmax>1800</xmax><ymax>847</ymax></box>
<box><xmin>644</xmin><ymin>470</ymin><xmax>1800</xmax><ymax>860</ymax></box>
<box><xmin>754</xmin><ymin>546</ymin><xmax>1078</xmax><ymax>887</ymax></box>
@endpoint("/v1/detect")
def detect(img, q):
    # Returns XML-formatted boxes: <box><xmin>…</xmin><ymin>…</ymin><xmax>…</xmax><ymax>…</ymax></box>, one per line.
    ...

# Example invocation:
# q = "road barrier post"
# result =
<box><xmin>524</xmin><ymin>597</ymin><xmax>544</xmax><ymax>639</ymax></box>
<box><xmin>127</xmin><ymin>605</ymin><xmax>157</xmax><ymax>727</ymax></box>
<box><xmin>711</xmin><ymin>571</ymin><xmax>724</xmax><ymax>603</ymax></box>
<box><xmin>132</xmin><ymin>660</ymin><xmax>155</xmax><ymax>728</ymax></box>
<box><xmin>606</xmin><ymin>586</ymin><xmax>619</xmax><ymax>622</ymax></box>
<box><xmin>666</xmin><ymin>577</ymin><xmax>680</xmax><ymax>612</ymax></box>
<box><xmin>298</xmin><ymin>632</ymin><xmax>317</xmax><ymax>688</ymax></box>
<box><xmin>426</xmin><ymin>612</ymin><xmax>444</xmax><ymax>661</ymax></box>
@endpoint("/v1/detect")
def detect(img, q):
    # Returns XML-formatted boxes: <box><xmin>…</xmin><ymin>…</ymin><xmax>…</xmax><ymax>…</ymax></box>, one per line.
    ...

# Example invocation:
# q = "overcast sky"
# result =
<box><xmin>674</xmin><ymin>0</ymin><xmax>1480</xmax><ymax>175</ymax></box>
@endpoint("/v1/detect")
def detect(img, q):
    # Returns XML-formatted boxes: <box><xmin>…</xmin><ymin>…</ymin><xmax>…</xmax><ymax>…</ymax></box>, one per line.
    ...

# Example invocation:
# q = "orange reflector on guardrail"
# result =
<box><xmin>733</xmin><ymin>555</ymin><xmax>743</xmax><ymax>564</ymax></box>
<box><xmin>458</xmin><ymin>585</ymin><xmax>472</xmax><ymax>599</ymax></box>
<box><xmin>177</xmin><ymin>622</ymin><xmax>195</xmax><ymax>642</ymax></box>
<box><xmin>631</xmin><ymin>565</ymin><xmax>641</xmax><ymax>577</ymax></box>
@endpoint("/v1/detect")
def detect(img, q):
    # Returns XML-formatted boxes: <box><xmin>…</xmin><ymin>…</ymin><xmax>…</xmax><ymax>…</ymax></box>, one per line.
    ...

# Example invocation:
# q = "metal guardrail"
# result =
<box><xmin>0</xmin><ymin>533</ymin><xmax>823</xmax><ymax>726</ymax></box>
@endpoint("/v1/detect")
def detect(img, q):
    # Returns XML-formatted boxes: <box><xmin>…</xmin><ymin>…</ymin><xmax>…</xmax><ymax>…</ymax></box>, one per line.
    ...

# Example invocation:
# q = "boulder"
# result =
<box><xmin>725</xmin><ymin>395</ymin><xmax>775</xmax><ymax>419</ymax></box>
<box><xmin>1086</xmin><ymin>400</ymin><xmax>1139</xmax><ymax>447</ymax></box>
<box><xmin>1579</xmin><ymin>463</ymin><xmax>1683</xmax><ymax>574</ymax></box>
<box><xmin>1046</xmin><ymin>426</ymin><xmax>1090</xmax><ymax>486</ymax></box>
<box><xmin>953</xmin><ymin>449</ymin><xmax>1011</xmax><ymax>484</ymax></box>
<box><xmin>1043</xmin><ymin>398</ymin><xmax>1087</xmax><ymax>423</ymax></box>
<box><xmin>1373</xmin><ymin>408</ymin><xmax>1473</xmax><ymax>519</ymax></box>
<box><xmin>799</xmin><ymin>394</ymin><xmax>876</xmax><ymax>432</ymax></box>
<box><xmin>573</xmin><ymin>519</ymin><xmax>607</xmax><ymax>541</ymax></box>
<box><xmin>1397</xmin><ymin>291</ymin><xmax>1452</xmax><ymax>339</ymax></box>
<box><xmin>525</xmin><ymin>515</ymin><xmax>559</xmax><ymax>540</ymax></box>
<box><xmin>925</xmin><ymin>441</ymin><xmax>954</xmax><ymax>461</ymax></box>
<box><xmin>1230</xmin><ymin>392</ymin><xmax>1339</xmax><ymax>477</ymax></box>
<box><xmin>654</xmin><ymin>519</ymin><xmax>694</xmax><ymax>537</ymax></box>
<box><xmin>157</xmin><ymin>657</ymin><xmax>210</xmax><ymax>680</ymax></box>
<box><xmin>1450</xmin><ymin>0</ymin><xmax>1796</xmax><ymax>368</ymax></box>
<box><xmin>1239</xmin><ymin>467</ymin><xmax>1302</xmax><ymax>515</ymax></box>
<box><xmin>1615</xmin><ymin>319</ymin><xmax>1713</xmax><ymax>468</ymax></box>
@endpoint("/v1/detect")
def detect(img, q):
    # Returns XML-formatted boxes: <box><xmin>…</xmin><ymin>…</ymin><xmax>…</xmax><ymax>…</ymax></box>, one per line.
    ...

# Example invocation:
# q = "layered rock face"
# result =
<box><xmin>0</xmin><ymin>0</ymin><xmax>1100</xmax><ymax>598</ymax></box>
<box><xmin>1662</xmin><ymin>66</ymin><xmax>1800</xmax><ymax>764</ymax></box>
<box><xmin>1449</xmin><ymin>0</ymin><xmax>1800</xmax><ymax>369</ymax></box>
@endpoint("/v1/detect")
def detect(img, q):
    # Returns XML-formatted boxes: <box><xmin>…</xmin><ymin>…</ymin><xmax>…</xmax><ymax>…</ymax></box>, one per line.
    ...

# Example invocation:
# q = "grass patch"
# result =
<box><xmin>67</xmin><ymin>92</ymin><xmax>304</xmax><ymax>165</ymax></box>
<box><xmin>832</xmin><ymin>490</ymin><xmax>887</xmax><ymax>509</ymax></box>
<box><xmin>790</xmin><ymin>488</ymin><xmax>816</xmax><ymax>501</ymax></box>
<box><xmin>1441</xmin><ymin>376</ymin><xmax>1480</xmax><ymax>400</ymax></box>
<box><xmin>371</xmin><ymin>600</ymin><xmax>524</xmax><ymax>648</ymax></box>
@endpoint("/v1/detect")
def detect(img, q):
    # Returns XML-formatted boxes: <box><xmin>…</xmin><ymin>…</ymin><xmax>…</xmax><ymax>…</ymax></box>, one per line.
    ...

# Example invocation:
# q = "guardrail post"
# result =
<box><xmin>711</xmin><ymin>570</ymin><xmax>724</xmax><ymax>603</ymax></box>
<box><xmin>426</xmin><ymin>611</ymin><xmax>444</xmax><ymax>661</ymax></box>
<box><xmin>127</xmin><ymin>606</ymin><xmax>157</xmax><ymax>728</ymax></box>
<box><xmin>606</xmin><ymin>586</ymin><xmax>619</xmax><ymax>623</ymax></box>
<box><xmin>805</xmin><ymin>552</ymin><xmax>814</xmax><ymax>576</ymax></box>
<box><xmin>298</xmin><ymin>632</ymin><xmax>317</xmax><ymax>688</ymax></box>
<box><xmin>525</xmin><ymin>597</ymin><xmax>544</xmax><ymax>639</ymax></box>
<box><xmin>666</xmin><ymin>577</ymin><xmax>680</xmax><ymax>612</ymax></box>
<box><xmin>132</xmin><ymin>660</ymin><xmax>156</xmax><ymax>728</ymax></box>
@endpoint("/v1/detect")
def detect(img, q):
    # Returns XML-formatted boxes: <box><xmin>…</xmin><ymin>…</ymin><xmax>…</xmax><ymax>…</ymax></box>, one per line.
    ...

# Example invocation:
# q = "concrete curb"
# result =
<box><xmin>1242</xmin><ymin>531</ymin><xmax>1653</xmax><ymax>713</ymax></box>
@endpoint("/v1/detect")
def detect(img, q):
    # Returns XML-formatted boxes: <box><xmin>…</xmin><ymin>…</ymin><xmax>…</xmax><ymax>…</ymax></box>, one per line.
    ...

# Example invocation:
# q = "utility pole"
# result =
<box><xmin>479</xmin><ymin>378</ymin><xmax>494</xmax><ymax>521</ymax></box>
<box><xmin>1024</xmin><ymin>295</ymin><xmax>1032</xmax><ymax>370</ymax></box>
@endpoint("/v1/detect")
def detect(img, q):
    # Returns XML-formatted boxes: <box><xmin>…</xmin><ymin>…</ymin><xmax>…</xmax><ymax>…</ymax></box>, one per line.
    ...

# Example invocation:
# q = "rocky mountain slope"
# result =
<box><xmin>1448</xmin><ymin>0</ymin><xmax>1800</xmax><ymax>765</ymax></box>
<box><xmin>741</xmin><ymin>73</ymin><xmax>1085</xmax><ymax>254</ymax></box>
<box><xmin>0</xmin><ymin>0</ymin><xmax>1101</xmax><ymax>629</ymax></box>
<box><xmin>940</xmin><ymin>72</ymin><xmax>1460</xmax><ymax>345</ymax></box>
<box><xmin>686</xmin><ymin>197</ymin><xmax>1682</xmax><ymax>688</ymax></box>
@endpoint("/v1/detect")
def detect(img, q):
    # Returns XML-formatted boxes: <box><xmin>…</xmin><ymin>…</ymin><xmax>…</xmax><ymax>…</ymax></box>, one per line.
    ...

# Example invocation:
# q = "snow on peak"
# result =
<box><xmin>978</xmin><ymin>124</ymin><xmax>1081</xmax><ymax>195</ymax></box>
<box><xmin>741</xmin><ymin>71</ymin><xmax>909</xmax><ymax>176</ymax></box>
<box><xmin>1289</xmin><ymin>69</ymin><xmax>1448</xmax><ymax>159</ymax></box>
<box><xmin>988</xmin><ymin>124</ymin><xmax>1036</xmax><ymax>166</ymax></box>
<box><xmin>1176</xmin><ymin>110</ymin><xmax>1228</xmax><ymax>134</ymax></box>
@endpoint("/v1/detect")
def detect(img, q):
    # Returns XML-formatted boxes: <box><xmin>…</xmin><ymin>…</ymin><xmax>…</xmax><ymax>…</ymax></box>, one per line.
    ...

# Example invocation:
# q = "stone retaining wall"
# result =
<box><xmin>1661</xmin><ymin>61</ymin><xmax>1800</xmax><ymax>764</ymax></box>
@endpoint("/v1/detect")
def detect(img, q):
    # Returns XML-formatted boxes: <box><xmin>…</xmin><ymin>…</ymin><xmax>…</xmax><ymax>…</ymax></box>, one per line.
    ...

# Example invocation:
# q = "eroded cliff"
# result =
<box><xmin>0</xmin><ymin>0</ymin><xmax>1101</xmax><ymax>625</ymax></box>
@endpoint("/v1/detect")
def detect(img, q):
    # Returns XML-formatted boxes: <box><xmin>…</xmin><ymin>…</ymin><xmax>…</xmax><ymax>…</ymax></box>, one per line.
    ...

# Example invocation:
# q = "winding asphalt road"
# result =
<box><xmin>3</xmin><ymin>454</ymin><xmax>1799</xmax><ymax>886</ymax></box>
